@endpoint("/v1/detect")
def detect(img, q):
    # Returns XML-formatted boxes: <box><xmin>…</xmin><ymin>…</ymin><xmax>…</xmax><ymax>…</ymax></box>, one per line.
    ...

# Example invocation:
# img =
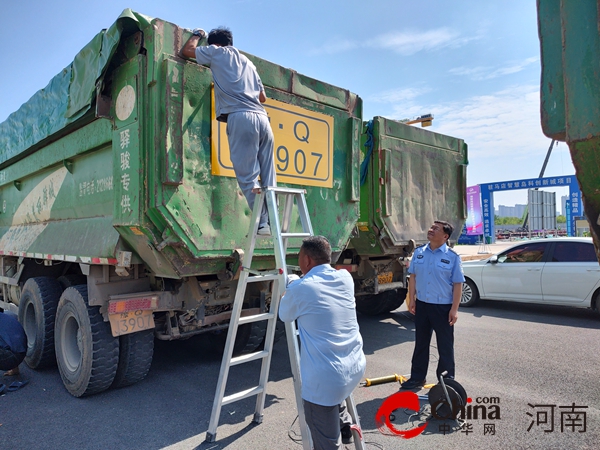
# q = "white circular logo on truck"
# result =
<box><xmin>115</xmin><ymin>85</ymin><xmax>136</xmax><ymax>121</ymax></box>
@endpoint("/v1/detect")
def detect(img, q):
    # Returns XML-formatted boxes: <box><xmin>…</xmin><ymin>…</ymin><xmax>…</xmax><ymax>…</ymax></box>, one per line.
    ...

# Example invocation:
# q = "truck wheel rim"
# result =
<box><xmin>23</xmin><ymin>301</ymin><xmax>37</xmax><ymax>351</ymax></box>
<box><xmin>62</xmin><ymin>312</ymin><xmax>82</xmax><ymax>372</ymax></box>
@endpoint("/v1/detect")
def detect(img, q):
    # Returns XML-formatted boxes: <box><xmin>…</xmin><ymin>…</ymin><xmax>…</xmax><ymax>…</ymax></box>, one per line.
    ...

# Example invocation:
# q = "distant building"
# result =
<box><xmin>496</xmin><ymin>204</ymin><xmax>527</xmax><ymax>218</ymax></box>
<box><xmin>561</xmin><ymin>195</ymin><xmax>568</xmax><ymax>216</ymax></box>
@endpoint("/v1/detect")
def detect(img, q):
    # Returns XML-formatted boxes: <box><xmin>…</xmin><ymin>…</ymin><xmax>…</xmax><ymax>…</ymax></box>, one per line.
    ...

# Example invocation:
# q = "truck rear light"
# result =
<box><xmin>108</xmin><ymin>296</ymin><xmax>158</xmax><ymax>314</ymax></box>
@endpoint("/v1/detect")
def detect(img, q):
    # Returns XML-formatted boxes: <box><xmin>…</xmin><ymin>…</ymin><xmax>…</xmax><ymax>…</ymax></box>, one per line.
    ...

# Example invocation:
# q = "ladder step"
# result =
<box><xmin>231</xmin><ymin>350</ymin><xmax>269</xmax><ymax>366</ymax></box>
<box><xmin>239</xmin><ymin>312</ymin><xmax>274</xmax><ymax>325</ymax></box>
<box><xmin>222</xmin><ymin>386</ymin><xmax>264</xmax><ymax>406</ymax></box>
<box><xmin>206</xmin><ymin>187</ymin><xmax>315</xmax><ymax>445</ymax></box>
<box><xmin>265</xmin><ymin>187</ymin><xmax>306</xmax><ymax>195</ymax></box>
<box><xmin>246</xmin><ymin>273</ymin><xmax>281</xmax><ymax>282</ymax></box>
<box><xmin>280</xmin><ymin>232</ymin><xmax>312</xmax><ymax>239</ymax></box>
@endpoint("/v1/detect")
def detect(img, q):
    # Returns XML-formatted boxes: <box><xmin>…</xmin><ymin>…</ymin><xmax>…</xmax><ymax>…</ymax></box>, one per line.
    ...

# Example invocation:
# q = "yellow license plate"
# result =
<box><xmin>211</xmin><ymin>94</ymin><xmax>334</xmax><ymax>188</ymax></box>
<box><xmin>108</xmin><ymin>309</ymin><xmax>155</xmax><ymax>337</ymax></box>
<box><xmin>378</xmin><ymin>271</ymin><xmax>393</xmax><ymax>285</ymax></box>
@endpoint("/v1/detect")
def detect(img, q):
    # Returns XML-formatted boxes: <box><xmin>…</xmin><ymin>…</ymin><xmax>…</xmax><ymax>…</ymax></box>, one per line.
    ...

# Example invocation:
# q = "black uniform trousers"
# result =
<box><xmin>410</xmin><ymin>299</ymin><xmax>455</xmax><ymax>380</ymax></box>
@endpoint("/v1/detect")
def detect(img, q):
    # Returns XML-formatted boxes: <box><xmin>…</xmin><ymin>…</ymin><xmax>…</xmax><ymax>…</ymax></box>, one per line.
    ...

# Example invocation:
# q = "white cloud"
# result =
<box><xmin>309</xmin><ymin>27</ymin><xmax>477</xmax><ymax>56</ymax></box>
<box><xmin>449</xmin><ymin>56</ymin><xmax>539</xmax><ymax>80</ymax></box>
<box><xmin>309</xmin><ymin>38</ymin><xmax>357</xmax><ymax>55</ymax></box>
<box><xmin>368</xmin><ymin>86</ymin><xmax>432</xmax><ymax>103</ymax></box>
<box><xmin>367</xmin><ymin>28</ymin><xmax>476</xmax><ymax>56</ymax></box>
<box><xmin>384</xmin><ymin>84</ymin><xmax>573</xmax><ymax>188</ymax></box>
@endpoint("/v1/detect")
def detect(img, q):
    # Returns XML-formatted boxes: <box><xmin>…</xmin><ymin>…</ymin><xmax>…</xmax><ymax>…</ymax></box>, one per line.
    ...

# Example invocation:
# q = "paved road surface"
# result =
<box><xmin>1</xmin><ymin>298</ymin><xmax>599</xmax><ymax>449</ymax></box>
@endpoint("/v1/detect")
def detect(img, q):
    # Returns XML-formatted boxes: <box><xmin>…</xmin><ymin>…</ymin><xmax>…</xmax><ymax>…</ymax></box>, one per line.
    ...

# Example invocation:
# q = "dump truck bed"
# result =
<box><xmin>0</xmin><ymin>10</ymin><xmax>361</xmax><ymax>279</ymax></box>
<box><xmin>538</xmin><ymin>0</ymin><xmax>600</xmax><ymax>261</ymax></box>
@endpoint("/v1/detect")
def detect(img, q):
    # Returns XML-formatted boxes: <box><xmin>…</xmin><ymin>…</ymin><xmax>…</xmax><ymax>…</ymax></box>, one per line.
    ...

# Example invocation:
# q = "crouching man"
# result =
<box><xmin>0</xmin><ymin>311</ymin><xmax>27</xmax><ymax>376</ymax></box>
<box><xmin>279</xmin><ymin>236</ymin><xmax>366</xmax><ymax>450</ymax></box>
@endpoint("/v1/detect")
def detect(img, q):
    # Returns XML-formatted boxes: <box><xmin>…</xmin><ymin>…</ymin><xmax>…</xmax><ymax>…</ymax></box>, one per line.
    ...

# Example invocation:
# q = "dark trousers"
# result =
<box><xmin>303</xmin><ymin>400</ymin><xmax>352</xmax><ymax>450</ymax></box>
<box><xmin>0</xmin><ymin>347</ymin><xmax>25</xmax><ymax>371</ymax></box>
<box><xmin>410</xmin><ymin>299</ymin><xmax>455</xmax><ymax>380</ymax></box>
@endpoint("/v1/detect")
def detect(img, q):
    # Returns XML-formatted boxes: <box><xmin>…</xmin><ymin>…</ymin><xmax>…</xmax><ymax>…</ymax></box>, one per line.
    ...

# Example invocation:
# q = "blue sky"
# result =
<box><xmin>0</xmin><ymin>0</ymin><xmax>573</xmax><ymax>208</ymax></box>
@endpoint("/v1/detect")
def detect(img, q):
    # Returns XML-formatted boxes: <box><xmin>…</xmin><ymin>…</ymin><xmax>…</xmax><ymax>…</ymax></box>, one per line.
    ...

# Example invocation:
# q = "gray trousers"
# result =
<box><xmin>303</xmin><ymin>399</ymin><xmax>352</xmax><ymax>450</ymax></box>
<box><xmin>226</xmin><ymin>111</ymin><xmax>276</xmax><ymax>228</ymax></box>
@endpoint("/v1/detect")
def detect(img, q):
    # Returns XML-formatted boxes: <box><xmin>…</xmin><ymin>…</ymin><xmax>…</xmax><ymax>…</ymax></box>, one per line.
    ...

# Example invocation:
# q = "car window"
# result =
<box><xmin>551</xmin><ymin>242</ymin><xmax>598</xmax><ymax>262</ymax></box>
<box><xmin>498</xmin><ymin>242</ymin><xmax>547</xmax><ymax>263</ymax></box>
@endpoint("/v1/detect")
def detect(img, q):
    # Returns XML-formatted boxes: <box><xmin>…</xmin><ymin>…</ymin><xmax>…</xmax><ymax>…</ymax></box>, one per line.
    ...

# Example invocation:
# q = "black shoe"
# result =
<box><xmin>341</xmin><ymin>424</ymin><xmax>353</xmax><ymax>444</ymax></box>
<box><xmin>400</xmin><ymin>378</ymin><xmax>426</xmax><ymax>390</ymax></box>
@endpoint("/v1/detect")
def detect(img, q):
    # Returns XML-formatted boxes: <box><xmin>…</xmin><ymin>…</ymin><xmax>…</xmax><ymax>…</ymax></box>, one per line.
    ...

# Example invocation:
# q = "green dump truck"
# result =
<box><xmin>0</xmin><ymin>10</ymin><xmax>467</xmax><ymax>397</ymax></box>
<box><xmin>537</xmin><ymin>0</ymin><xmax>600</xmax><ymax>265</ymax></box>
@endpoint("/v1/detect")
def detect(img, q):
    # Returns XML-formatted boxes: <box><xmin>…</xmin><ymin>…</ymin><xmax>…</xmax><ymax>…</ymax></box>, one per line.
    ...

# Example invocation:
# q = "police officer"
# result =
<box><xmin>401</xmin><ymin>221</ymin><xmax>464</xmax><ymax>389</ymax></box>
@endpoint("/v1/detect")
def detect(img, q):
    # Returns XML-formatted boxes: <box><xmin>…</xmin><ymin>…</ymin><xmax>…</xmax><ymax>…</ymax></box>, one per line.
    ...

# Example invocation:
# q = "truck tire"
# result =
<box><xmin>356</xmin><ymin>289</ymin><xmax>406</xmax><ymax>315</ymax></box>
<box><xmin>18</xmin><ymin>277</ymin><xmax>63</xmax><ymax>369</ymax></box>
<box><xmin>253</xmin><ymin>318</ymin><xmax>287</xmax><ymax>352</ymax></box>
<box><xmin>208</xmin><ymin>321</ymin><xmax>267</xmax><ymax>356</ymax></box>
<box><xmin>233</xmin><ymin>321</ymin><xmax>268</xmax><ymax>354</ymax></box>
<box><xmin>355</xmin><ymin>295</ymin><xmax>387</xmax><ymax>315</ymax></box>
<box><xmin>273</xmin><ymin>318</ymin><xmax>286</xmax><ymax>344</ymax></box>
<box><xmin>382</xmin><ymin>288</ymin><xmax>407</xmax><ymax>313</ymax></box>
<box><xmin>55</xmin><ymin>285</ymin><xmax>119</xmax><ymax>397</ymax></box>
<box><xmin>111</xmin><ymin>329</ymin><xmax>154</xmax><ymax>388</ymax></box>
<box><xmin>57</xmin><ymin>275</ymin><xmax>87</xmax><ymax>291</ymax></box>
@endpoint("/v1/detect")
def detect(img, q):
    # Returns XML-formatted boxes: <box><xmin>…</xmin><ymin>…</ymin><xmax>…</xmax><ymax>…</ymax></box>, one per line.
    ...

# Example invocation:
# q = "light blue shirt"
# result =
<box><xmin>279</xmin><ymin>264</ymin><xmax>366</xmax><ymax>406</ymax></box>
<box><xmin>195</xmin><ymin>45</ymin><xmax>267</xmax><ymax>119</ymax></box>
<box><xmin>408</xmin><ymin>243</ymin><xmax>465</xmax><ymax>304</ymax></box>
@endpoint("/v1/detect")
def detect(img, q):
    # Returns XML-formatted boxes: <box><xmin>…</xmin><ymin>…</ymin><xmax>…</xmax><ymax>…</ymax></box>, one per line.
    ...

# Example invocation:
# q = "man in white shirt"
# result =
<box><xmin>181</xmin><ymin>27</ymin><xmax>276</xmax><ymax>235</ymax></box>
<box><xmin>279</xmin><ymin>236</ymin><xmax>366</xmax><ymax>449</ymax></box>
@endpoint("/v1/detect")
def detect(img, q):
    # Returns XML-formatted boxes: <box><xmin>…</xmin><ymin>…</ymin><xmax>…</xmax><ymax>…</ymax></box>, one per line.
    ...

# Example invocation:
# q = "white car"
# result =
<box><xmin>460</xmin><ymin>237</ymin><xmax>600</xmax><ymax>312</ymax></box>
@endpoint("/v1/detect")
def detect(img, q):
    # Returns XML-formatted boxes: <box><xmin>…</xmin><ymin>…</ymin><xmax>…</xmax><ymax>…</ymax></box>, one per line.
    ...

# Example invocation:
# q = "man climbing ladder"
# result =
<box><xmin>205</xmin><ymin>186</ymin><xmax>365</xmax><ymax>450</ymax></box>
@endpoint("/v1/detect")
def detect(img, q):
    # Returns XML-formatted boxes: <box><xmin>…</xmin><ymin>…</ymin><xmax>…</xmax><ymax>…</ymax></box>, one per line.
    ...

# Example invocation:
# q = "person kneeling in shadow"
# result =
<box><xmin>0</xmin><ymin>311</ymin><xmax>27</xmax><ymax>377</ymax></box>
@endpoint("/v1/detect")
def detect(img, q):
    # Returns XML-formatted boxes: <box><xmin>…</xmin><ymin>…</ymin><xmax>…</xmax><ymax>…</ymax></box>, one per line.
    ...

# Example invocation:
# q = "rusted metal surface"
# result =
<box><xmin>538</xmin><ymin>0</ymin><xmax>600</xmax><ymax>260</ymax></box>
<box><xmin>351</xmin><ymin>117</ymin><xmax>468</xmax><ymax>257</ymax></box>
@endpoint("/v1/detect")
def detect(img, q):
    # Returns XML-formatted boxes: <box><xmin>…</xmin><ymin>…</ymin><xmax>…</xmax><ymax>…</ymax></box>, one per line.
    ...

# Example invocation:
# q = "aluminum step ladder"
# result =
<box><xmin>205</xmin><ymin>186</ymin><xmax>364</xmax><ymax>450</ymax></box>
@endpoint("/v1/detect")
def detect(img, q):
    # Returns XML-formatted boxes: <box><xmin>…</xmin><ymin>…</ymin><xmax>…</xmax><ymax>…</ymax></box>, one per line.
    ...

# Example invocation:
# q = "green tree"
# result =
<box><xmin>495</xmin><ymin>216</ymin><xmax>521</xmax><ymax>225</ymax></box>
<box><xmin>556</xmin><ymin>215</ymin><xmax>566</xmax><ymax>223</ymax></box>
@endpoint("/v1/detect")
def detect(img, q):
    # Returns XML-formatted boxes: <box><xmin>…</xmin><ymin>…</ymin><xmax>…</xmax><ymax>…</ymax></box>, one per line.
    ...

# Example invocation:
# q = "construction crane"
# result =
<box><xmin>520</xmin><ymin>139</ymin><xmax>557</xmax><ymax>231</ymax></box>
<box><xmin>401</xmin><ymin>113</ymin><xmax>434</xmax><ymax>127</ymax></box>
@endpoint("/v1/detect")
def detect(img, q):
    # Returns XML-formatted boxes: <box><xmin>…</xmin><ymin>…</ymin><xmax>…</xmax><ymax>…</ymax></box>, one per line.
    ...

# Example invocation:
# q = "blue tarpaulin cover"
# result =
<box><xmin>0</xmin><ymin>9</ymin><xmax>151</xmax><ymax>165</ymax></box>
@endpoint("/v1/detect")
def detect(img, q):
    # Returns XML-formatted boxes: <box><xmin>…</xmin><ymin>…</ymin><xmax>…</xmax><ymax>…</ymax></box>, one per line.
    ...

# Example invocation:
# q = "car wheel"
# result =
<box><xmin>460</xmin><ymin>279</ymin><xmax>480</xmax><ymax>307</ymax></box>
<box><xmin>594</xmin><ymin>290</ymin><xmax>600</xmax><ymax>314</ymax></box>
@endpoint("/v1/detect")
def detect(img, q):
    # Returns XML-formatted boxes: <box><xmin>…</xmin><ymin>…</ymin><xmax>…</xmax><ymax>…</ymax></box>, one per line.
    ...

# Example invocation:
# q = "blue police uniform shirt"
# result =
<box><xmin>279</xmin><ymin>264</ymin><xmax>366</xmax><ymax>406</ymax></box>
<box><xmin>408</xmin><ymin>243</ymin><xmax>465</xmax><ymax>304</ymax></box>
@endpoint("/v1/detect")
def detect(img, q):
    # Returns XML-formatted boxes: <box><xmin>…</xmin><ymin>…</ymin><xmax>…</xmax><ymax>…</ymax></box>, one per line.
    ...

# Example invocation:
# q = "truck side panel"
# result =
<box><xmin>538</xmin><ymin>0</ymin><xmax>600</xmax><ymax>259</ymax></box>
